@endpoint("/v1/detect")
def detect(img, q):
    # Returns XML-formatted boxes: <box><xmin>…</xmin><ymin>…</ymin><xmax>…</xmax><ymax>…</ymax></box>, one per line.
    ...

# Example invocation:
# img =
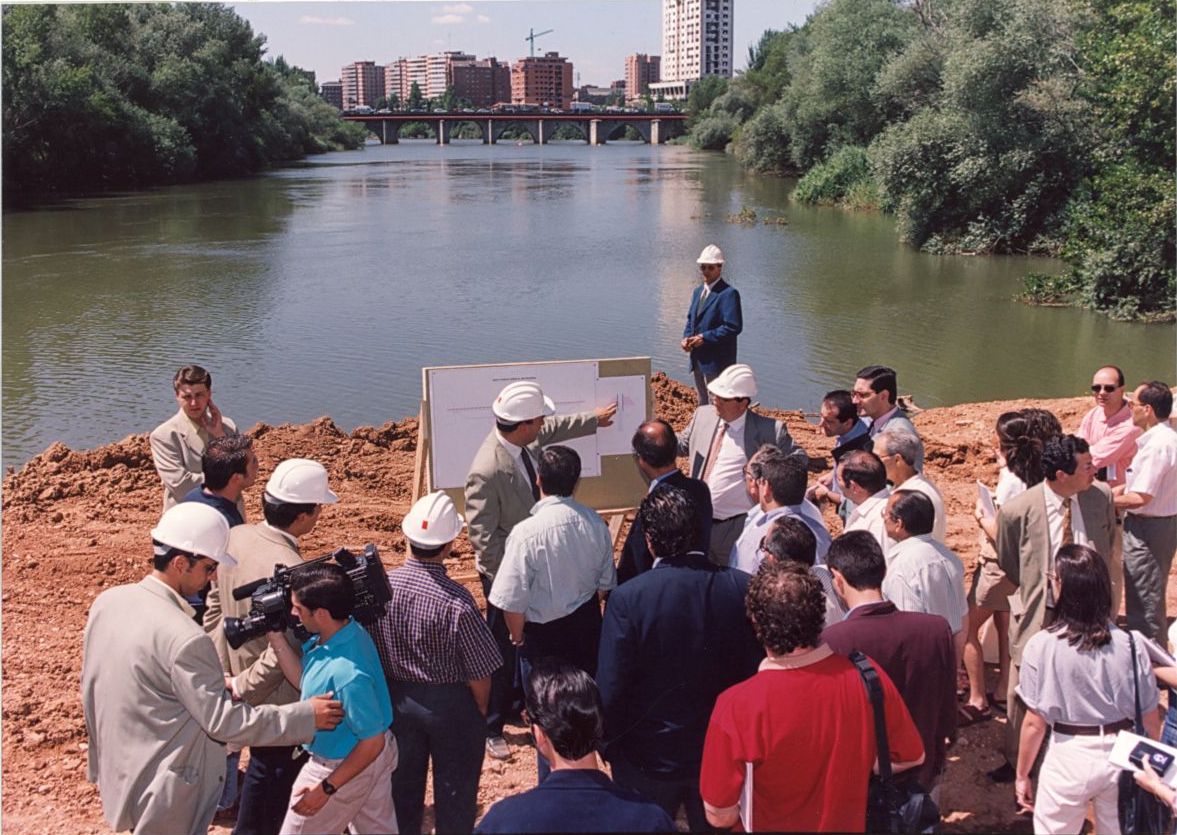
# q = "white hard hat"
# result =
<box><xmin>708</xmin><ymin>363</ymin><xmax>758</xmax><ymax>399</ymax></box>
<box><xmin>402</xmin><ymin>491</ymin><xmax>464</xmax><ymax>547</ymax></box>
<box><xmin>492</xmin><ymin>381</ymin><xmax>555</xmax><ymax>422</ymax></box>
<box><xmin>696</xmin><ymin>244</ymin><xmax>725</xmax><ymax>265</ymax></box>
<box><xmin>151</xmin><ymin>503</ymin><xmax>236</xmax><ymax>567</ymax></box>
<box><xmin>264</xmin><ymin>458</ymin><xmax>339</xmax><ymax>505</ymax></box>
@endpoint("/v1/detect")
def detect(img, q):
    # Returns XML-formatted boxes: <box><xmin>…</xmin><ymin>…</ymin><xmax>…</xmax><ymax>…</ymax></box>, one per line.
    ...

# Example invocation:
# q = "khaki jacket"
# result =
<box><xmin>82</xmin><ymin>578</ymin><xmax>315</xmax><ymax>834</ymax></box>
<box><xmin>204</xmin><ymin>523</ymin><xmax>306</xmax><ymax>706</ymax></box>
<box><xmin>465</xmin><ymin>412</ymin><xmax>597</xmax><ymax>579</ymax></box>
<box><xmin>996</xmin><ymin>481</ymin><xmax>1115</xmax><ymax>664</ymax></box>
<box><xmin>149</xmin><ymin>408</ymin><xmax>238</xmax><ymax>511</ymax></box>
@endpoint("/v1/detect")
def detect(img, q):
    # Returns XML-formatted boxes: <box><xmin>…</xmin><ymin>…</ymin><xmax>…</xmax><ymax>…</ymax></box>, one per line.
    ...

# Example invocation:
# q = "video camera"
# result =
<box><xmin>223</xmin><ymin>545</ymin><xmax>390</xmax><ymax>651</ymax></box>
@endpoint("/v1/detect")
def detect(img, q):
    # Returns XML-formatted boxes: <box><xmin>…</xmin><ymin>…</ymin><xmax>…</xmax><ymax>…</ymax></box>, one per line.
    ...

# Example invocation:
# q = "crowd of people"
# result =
<box><xmin>80</xmin><ymin>246</ymin><xmax>1177</xmax><ymax>834</ymax></box>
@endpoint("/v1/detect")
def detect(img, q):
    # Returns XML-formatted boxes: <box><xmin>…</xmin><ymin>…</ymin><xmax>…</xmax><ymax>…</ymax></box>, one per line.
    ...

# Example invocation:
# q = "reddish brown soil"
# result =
<box><xmin>1</xmin><ymin>373</ymin><xmax>1165</xmax><ymax>833</ymax></box>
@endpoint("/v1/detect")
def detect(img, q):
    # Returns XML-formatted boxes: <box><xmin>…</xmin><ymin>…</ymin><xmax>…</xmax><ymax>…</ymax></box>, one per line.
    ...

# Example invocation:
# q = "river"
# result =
<box><xmin>4</xmin><ymin>140</ymin><xmax>1173</xmax><ymax>468</ymax></box>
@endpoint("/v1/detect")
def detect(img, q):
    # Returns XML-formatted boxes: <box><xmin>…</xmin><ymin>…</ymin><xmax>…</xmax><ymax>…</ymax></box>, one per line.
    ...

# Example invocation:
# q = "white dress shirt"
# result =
<box><xmin>1125</xmin><ymin>423</ymin><xmax>1177</xmax><ymax>517</ymax></box>
<box><xmin>845</xmin><ymin>487</ymin><xmax>894</xmax><ymax>560</ymax></box>
<box><xmin>705</xmin><ymin>412</ymin><xmax>753</xmax><ymax>520</ymax></box>
<box><xmin>496</xmin><ymin>431</ymin><xmax>538</xmax><ymax>490</ymax></box>
<box><xmin>882</xmin><ymin>534</ymin><xmax>968</xmax><ymax>633</ymax></box>
<box><xmin>1043</xmin><ymin>483</ymin><xmax>1090</xmax><ymax>556</ymax></box>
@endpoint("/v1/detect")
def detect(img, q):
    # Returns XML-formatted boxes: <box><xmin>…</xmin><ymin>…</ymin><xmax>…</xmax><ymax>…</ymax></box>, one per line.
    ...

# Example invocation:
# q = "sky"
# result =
<box><xmin>232</xmin><ymin>0</ymin><xmax>821</xmax><ymax>89</ymax></box>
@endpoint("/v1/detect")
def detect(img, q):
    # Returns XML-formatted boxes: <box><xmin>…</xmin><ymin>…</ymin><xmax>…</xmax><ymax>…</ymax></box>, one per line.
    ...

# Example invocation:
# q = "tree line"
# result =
<box><xmin>2</xmin><ymin>3</ymin><xmax>369</xmax><ymax>204</ymax></box>
<box><xmin>686</xmin><ymin>0</ymin><xmax>1174</xmax><ymax>321</ymax></box>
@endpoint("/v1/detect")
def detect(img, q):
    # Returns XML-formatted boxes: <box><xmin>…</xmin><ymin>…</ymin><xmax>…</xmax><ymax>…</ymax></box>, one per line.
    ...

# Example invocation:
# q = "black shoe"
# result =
<box><xmin>987</xmin><ymin>762</ymin><xmax>1016</xmax><ymax>784</ymax></box>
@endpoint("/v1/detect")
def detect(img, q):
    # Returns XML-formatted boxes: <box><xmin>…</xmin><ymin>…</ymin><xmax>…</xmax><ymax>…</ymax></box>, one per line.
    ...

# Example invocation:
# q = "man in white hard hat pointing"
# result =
<box><xmin>203</xmin><ymin>457</ymin><xmax>341</xmax><ymax>835</ymax></box>
<box><xmin>682</xmin><ymin>244</ymin><xmax>742</xmax><ymax>406</ymax></box>
<box><xmin>679</xmin><ymin>364</ymin><xmax>809</xmax><ymax>564</ymax></box>
<box><xmin>81</xmin><ymin>503</ymin><xmax>343</xmax><ymax>835</ymax></box>
<box><xmin>466</xmin><ymin>380</ymin><xmax>616</xmax><ymax>759</ymax></box>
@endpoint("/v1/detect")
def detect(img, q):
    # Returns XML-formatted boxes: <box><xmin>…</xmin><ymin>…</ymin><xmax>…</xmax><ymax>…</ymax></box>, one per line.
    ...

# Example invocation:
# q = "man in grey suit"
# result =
<box><xmin>466</xmin><ymin>380</ymin><xmax>616</xmax><ymax>759</ymax></box>
<box><xmin>678</xmin><ymin>364</ymin><xmax>808</xmax><ymax>564</ymax></box>
<box><xmin>993</xmin><ymin>433</ymin><xmax>1114</xmax><ymax>781</ymax></box>
<box><xmin>150</xmin><ymin>364</ymin><xmax>239</xmax><ymax>511</ymax></box>
<box><xmin>82</xmin><ymin>503</ymin><xmax>342</xmax><ymax>835</ymax></box>
<box><xmin>204</xmin><ymin>458</ymin><xmax>340</xmax><ymax>835</ymax></box>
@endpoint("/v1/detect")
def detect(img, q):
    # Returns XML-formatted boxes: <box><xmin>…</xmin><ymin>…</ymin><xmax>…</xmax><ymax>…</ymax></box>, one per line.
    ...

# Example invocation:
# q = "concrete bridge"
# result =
<box><xmin>341</xmin><ymin>111</ymin><xmax>688</xmax><ymax>145</ymax></box>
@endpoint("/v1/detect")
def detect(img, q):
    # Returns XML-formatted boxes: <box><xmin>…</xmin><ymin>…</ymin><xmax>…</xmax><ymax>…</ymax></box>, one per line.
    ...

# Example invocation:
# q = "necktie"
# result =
<box><xmin>520</xmin><ymin>448</ymin><xmax>540</xmax><ymax>502</ymax></box>
<box><xmin>702</xmin><ymin>422</ymin><xmax>728</xmax><ymax>483</ymax></box>
<box><xmin>1046</xmin><ymin>498</ymin><xmax>1074</xmax><ymax>615</ymax></box>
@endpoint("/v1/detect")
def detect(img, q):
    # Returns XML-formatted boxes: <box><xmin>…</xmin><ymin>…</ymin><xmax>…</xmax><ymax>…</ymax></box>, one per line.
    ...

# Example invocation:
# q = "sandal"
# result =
<box><xmin>958</xmin><ymin>703</ymin><xmax>993</xmax><ymax>726</ymax></box>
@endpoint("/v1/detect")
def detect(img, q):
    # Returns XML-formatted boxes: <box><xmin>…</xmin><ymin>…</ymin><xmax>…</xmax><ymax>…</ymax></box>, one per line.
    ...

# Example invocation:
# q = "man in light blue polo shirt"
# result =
<box><xmin>266</xmin><ymin>563</ymin><xmax>398</xmax><ymax>834</ymax></box>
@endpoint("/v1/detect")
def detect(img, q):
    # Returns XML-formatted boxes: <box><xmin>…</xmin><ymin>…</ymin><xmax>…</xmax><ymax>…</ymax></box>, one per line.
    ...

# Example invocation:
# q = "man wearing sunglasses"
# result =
<box><xmin>1077</xmin><ymin>364</ymin><xmax>1140</xmax><ymax>616</ymax></box>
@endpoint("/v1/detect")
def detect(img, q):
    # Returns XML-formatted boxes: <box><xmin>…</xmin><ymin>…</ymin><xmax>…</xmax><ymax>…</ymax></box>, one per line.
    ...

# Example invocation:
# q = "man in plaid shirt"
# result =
<box><xmin>367</xmin><ymin>492</ymin><xmax>502</xmax><ymax>835</ymax></box>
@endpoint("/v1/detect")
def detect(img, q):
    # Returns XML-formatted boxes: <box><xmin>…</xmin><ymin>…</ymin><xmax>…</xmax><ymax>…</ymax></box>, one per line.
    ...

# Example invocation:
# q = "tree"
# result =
<box><xmin>408</xmin><ymin>81</ymin><xmax>423</xmax><ymax>110</ymax></box>
<box><xmin>686</xmin><ymin>75</ymin><xmax>727</xmax><ymax>123</ymax></box>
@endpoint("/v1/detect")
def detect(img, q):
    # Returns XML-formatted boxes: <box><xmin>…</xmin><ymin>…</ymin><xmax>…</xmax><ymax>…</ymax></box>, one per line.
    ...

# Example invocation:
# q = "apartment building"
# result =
<box><xmin>625</xmin><ymin>54</ymin><xmax>661</xmax><ymax>97</ymax></box>
<box><xmin>341</xmin><ymin>60</ymin><xmax>385</xmax><ymax>109</ymax></box>
<box><xmin>511</xmin><ymin>52</ymin><xmax>574</xmax><ymax>108</ymax></box>
<box><xmin>651</xmin><ymin>0</ymin><xmax>732</xmax><ymax>99</ymax></box>
<box><xmin>319</xmin><ymin>80</ymin><xmax>343</xmax><ymax>110</ymax></box>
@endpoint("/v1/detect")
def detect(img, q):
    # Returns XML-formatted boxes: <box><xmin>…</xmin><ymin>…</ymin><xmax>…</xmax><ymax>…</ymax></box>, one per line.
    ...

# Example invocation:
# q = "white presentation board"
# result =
<box><xmin>424</xmin><ymin>358</ymin><xmax>650</xmax><ymax>493</ymax></box>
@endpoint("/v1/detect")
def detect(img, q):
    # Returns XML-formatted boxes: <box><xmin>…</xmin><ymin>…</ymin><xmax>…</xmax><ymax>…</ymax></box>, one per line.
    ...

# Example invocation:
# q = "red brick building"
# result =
<box><xmin>510</xmin><ymin>52</ymin><xmax>574</xmax><ymax>108</ymax></box>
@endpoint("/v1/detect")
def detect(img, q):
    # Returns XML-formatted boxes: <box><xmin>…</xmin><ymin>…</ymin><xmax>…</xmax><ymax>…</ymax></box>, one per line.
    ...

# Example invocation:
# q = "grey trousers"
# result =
<box><xmin>708</xmin><ymin>514</ymin><xmax>746</xmax><ymax>567</ymax></box>
<box><xmin>1123</xmin><ymin>513</ymin><xmax>1177</xmax><ymax>643</ymax></box>
<box><xmin>692</xmin><ymin>368</ymin><xmax>711</xmax><ymax>406</ymax></box>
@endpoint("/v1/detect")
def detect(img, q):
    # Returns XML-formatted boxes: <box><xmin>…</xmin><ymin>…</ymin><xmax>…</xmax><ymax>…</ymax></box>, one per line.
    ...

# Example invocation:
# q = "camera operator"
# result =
<box><xmin>266</xmin><ymin>563</ymin><xmax>397</xmax><ymax>834</ymax></box>
<box><xmin>203</xmin><ymin>457</ymin><xmax>339</xmax><ymax>835</ymax></box>
<box><xmin>81</xmin><ymin>503</ymin><xmax>344</xmax><ymax>835</ymax></box>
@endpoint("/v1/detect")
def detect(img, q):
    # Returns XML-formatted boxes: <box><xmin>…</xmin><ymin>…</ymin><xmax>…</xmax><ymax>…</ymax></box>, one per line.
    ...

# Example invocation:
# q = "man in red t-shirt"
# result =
<box><xmin>700</xmin><ymin>562</ymin><xmax>924</xmax><ymax>832</ymax></box>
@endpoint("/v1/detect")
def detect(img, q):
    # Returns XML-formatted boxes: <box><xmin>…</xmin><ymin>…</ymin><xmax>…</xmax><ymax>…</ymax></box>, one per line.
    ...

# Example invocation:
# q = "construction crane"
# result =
<box><xmin>525</xmin><ymin>28</ymin><xmax>554</xmax><ymax>58</ymax></box>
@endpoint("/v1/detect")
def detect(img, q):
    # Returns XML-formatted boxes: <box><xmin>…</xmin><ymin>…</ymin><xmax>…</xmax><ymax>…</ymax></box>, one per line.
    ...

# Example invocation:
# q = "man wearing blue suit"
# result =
<box><xmin>681</xmin><ymin>244</ymin><xmax>742</xmax><ymax>405</ymax></box>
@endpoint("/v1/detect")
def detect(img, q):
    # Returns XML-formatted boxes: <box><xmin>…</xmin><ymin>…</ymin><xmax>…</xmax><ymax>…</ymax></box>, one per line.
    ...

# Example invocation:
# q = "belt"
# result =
<box><xmin>713</xmin><ymin>513</ymin><xmax>748</xmax><ymax>524</ymax></box>
<box><xmin>1053</xmin><ymin>718</ymin><xmax>1133</xmax><ymax>736</ymax></box>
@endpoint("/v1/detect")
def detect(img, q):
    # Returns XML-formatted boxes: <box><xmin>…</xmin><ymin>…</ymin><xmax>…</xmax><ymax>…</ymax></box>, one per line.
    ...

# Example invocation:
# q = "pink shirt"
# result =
<box><xmin>1076</xmin><ymin>403</ymin><xmax>1139</xmax><ymax>487</ymax></box>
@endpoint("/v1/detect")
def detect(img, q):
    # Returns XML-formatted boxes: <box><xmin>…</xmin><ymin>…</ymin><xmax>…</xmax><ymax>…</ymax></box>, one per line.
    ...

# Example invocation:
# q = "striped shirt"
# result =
<box><xmin>366</xmin><ymin>559</ymin><xmax>501</xmax><ymax>684</ymax></box>
<box><xmin>882</xmin><ymin>534</ymin><xmax>968</xmax><ymax>634</ymax></box>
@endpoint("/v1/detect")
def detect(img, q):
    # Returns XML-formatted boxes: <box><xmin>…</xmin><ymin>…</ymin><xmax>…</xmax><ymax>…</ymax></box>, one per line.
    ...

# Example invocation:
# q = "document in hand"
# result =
<box><xmin>1110</xmin><ymin>732</ymin><xmax>1177</xmax><ymax>788</ymax></box>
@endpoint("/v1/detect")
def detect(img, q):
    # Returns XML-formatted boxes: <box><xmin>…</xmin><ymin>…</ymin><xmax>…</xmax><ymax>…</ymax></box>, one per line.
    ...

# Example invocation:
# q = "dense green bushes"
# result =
<box><xmin>685</xmin><ymin>0</ymin><xmax>1175</xmax><ymax>320</ymax></box>
<box><xmin>3</xmin><ymin>3</ymin><xmax>368</xmax><ymax>202</ymax></box>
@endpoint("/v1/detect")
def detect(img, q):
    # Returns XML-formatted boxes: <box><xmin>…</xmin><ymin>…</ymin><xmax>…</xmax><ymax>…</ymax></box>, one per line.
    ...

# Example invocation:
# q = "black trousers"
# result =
<box><xmin>391</xmin><ymin>681</ymin><xmax>485</xmax><ymax>835</ymax></box>
<box><xmin>479</xmin><ymin>573</ymin><xmax>523</xmax><ymax>737</ymax></box>
<box><xmin>233</xmin><ymin>744</ymin><xmax>305</xmax><ymax>835</ymax></box>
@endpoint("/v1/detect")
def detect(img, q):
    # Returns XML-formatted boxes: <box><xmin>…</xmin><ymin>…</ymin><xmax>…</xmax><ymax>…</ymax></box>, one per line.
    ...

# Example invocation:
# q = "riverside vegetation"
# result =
<box><xmin>2</xmin><ymin>3</ymin><xmax>368</xmax><ymax>204</ymax></box>
<box><xmin>687</xmin><ymin>0</ymin><xmax>1175</xmax><ymax>322</ymax></box>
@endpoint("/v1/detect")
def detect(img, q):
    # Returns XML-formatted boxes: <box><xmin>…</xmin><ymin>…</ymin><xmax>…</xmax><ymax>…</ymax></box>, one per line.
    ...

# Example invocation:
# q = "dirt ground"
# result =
<box><xmin>3</xmin><ymin>372</ymin><xmax>1170</xmax><ymax>833</ymax></box>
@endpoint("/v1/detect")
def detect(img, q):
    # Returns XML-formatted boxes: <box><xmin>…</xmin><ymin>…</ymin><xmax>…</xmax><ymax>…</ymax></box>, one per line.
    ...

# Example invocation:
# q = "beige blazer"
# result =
<box><xmin>996</xmin><ymin>481</ymin><xmax>1115</xmax><ymax>664</ymax></box>
<box><xmin>204</xmin><ymin>523</ymin><xmax>306</xmax><ymax>707</ymax></box>
<box><xmin>465</xmin><ymin>412</ymin><xmax>598</xmax><ymax>579</ymax></box>
<box><xmin>149</xmin><ymin>408</ymin><xmax>238</xmax><ymax>511</ymax></box>
<box><xmin>82</xmin><ymin>578</ymin><xmax>315</xmax><ymax>835</ymax></box>
<box><xmin>678</xmin><ymin>405</ymin><xmax>808</xmax><ymax>480</ymax></box>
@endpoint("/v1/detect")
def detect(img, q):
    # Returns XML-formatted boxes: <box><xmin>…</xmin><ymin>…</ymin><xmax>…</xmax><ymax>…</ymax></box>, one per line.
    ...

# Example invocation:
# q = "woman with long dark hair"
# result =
<box><xmin>962</xmin><ymin>409</ymin><xmax>1052</xmax><ymax>723</ymax></box>
<box><xmin>1014</xmin><ymin>544</ymin><xmax>1160</xmax><ymax>833</ymax></box>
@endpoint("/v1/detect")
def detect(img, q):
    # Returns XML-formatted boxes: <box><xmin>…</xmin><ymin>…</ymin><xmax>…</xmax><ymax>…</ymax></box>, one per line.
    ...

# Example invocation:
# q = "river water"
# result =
<box><xmin>4</xmin><ymin>140</ymin><xmax>1173</xmax><ymax>468</ymax></box>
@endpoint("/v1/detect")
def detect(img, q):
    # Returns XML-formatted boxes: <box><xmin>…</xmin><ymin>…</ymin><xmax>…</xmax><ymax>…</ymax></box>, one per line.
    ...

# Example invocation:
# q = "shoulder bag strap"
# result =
<box><xmin>850</xmin><ymin>650</ymin><xmax>893</xmax><ymax>782</ymax></box>
<box><xmin>1127</xmin><ymin>630</ymin><xmax>1145</xmax><ymax>734</ymax></box>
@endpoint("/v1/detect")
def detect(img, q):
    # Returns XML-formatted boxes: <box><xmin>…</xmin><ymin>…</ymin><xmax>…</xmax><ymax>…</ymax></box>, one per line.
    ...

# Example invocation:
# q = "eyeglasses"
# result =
<box><xmin>1090</xmin><ymin>384</ymin><xmax>1120</xmax><ymax>394</ymax></box>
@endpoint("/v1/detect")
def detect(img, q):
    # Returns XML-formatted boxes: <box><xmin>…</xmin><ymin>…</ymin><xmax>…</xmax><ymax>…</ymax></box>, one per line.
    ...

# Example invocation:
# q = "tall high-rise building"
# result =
<box><xmin>511</xmin><ymin>52</ymin><xmax>574</xmax><ymax>108</ymax></box>
<box><xmin>341</xmin><ymin>60</ymin><xmax>385</xmax><ymax>109</ymax></box>
<box><xmin>384</xmin><ymin>61</ymin><xmax>407</xmax><ymax>104</ymax></box>
<box><xmin>319</xmin><ymin>80</ymin><xmax>343</xmax><ymax>110</ymax></box>
<box><xmin>625</xmin><ymin>54</ymin><xmax>661</xmax><ymax>98</ymax></box>
<box><xmin>651</xmin><ymin>0</ymin><xmax>732</xmax><ymax>99</ymax></box>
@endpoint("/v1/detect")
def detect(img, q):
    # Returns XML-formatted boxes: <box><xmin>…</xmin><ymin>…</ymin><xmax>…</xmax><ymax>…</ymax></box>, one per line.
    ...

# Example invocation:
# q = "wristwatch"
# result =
<box><xmin>321</xmin><ymin>779</ymin><xmax>338</xmax><ymax>796</ymax></box>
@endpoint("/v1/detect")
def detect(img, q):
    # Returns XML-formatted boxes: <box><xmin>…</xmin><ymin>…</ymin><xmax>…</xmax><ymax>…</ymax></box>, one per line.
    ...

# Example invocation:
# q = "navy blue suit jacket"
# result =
<box><xmin>683</xmin><ymin>278</ymin><xmax>742</xmax><ymax>377</ymax></box>
<box><xmin>596</xmin><ymin>553</ymin><xmax>763</xmax><ymax>780</ymax></box>
<box><xmin>617</xmin><ymin>471</ymin><xmax>713</xmax><ymax>585</ymax></box>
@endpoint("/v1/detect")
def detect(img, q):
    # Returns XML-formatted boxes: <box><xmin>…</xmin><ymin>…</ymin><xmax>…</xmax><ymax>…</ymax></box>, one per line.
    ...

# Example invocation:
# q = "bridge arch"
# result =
<box><xmin>603</xmin><ymin>121</ymin><xmax>652</xmax><ymax>143</ymax></box>
<box><xmin>490</xmin><ymin>119</ymin><xmax>540</xmax><ymax>145</ymax></box>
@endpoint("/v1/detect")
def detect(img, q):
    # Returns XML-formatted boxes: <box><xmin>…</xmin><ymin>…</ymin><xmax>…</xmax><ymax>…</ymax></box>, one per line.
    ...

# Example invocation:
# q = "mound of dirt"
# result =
<box><xmin>0</xmin><ymin>374</ymin><xmax>1150</xmax><ymax>833</ymax></box>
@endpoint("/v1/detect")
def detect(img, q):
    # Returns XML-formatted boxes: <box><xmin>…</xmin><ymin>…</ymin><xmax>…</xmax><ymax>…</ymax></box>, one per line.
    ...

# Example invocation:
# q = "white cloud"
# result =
<box><xmin>476</xmin><ymin>13</ymin><xmax>491</xmax><ymax>23</ymax></box>
<box><xmin>443</xmin><ymin>3</ymin><xmax>474</xmax><ymax>13</ymax></box>
<box><xmin>431</xmin><ymin>13</ymin><xmax>464</xmax><ymax>24</ymax></box>
<box><xmin>297</xmin><ymin>15</ymin><xmax>354</xmax><ymax>26</ymax></box>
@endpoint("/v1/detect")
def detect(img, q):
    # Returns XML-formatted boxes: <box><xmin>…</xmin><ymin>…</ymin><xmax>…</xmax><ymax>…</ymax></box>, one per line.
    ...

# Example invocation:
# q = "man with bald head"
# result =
<box><xmin>618</xmin><ymin>419</ymin><xmax>712</xmax><ymax>584</ymax></box>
